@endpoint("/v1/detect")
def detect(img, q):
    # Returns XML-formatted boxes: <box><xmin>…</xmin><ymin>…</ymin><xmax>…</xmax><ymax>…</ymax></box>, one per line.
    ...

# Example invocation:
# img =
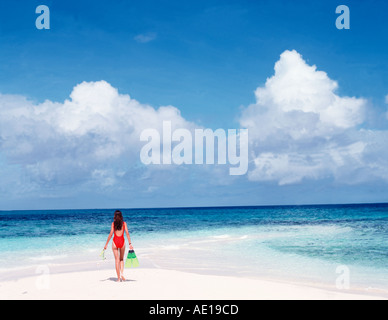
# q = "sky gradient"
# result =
<box><xmin>0</xmin><ymin>0</ymin><xmax>388</xmax><ymax>209</ymax></box>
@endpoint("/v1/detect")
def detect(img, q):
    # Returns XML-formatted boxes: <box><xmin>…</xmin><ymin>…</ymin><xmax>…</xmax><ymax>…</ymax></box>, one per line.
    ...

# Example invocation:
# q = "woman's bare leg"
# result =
<box><xmin>120</xmin><ymin>245</ymin><xmax>126</xmax><ymax>281</ymax></box>
<box><xmin>112</xmin><ymin>242</ymin><xmax>120</xmax><ymax>282</ymax></box>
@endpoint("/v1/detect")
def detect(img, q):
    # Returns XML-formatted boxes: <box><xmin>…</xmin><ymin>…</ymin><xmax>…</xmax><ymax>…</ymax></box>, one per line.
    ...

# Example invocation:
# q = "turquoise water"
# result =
<box><xmin>0</xmin><ymin>204</ymin><xmax>388</xmax><ymax>293</ymax></box>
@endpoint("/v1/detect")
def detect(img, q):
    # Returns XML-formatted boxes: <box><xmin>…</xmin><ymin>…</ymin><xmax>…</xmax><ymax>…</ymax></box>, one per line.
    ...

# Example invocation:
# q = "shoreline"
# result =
<box><xmin>1</xmin><ymin>264</ymin><xmax>386</xmax><ymax>300</ymax></box>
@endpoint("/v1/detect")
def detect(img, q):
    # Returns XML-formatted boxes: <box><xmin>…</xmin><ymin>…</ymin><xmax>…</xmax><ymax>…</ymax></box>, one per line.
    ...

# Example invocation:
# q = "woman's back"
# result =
<box><xmin>114</xmin><ymin>222</ymin><xmax>125</xmax><ymax>236</ymax></box>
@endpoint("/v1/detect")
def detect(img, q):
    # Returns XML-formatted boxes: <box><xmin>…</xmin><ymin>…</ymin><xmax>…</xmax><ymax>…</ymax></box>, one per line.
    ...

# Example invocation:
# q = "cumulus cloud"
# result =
<box><xmin>0</xmin><ymin>80</ymin><xmax>194</xmax><ymax>186</ymax></box>
<box><xmin>1</xmin><ymin>50</ymin><xmax>388</xmax><ymax>201</ymax></box>
<box><xmin>240</xmin><ymin>50</ymin><xmax>388</xmax><ymax>185</ymax></box>
<box><xmin>241</xmin><ymin>50</ymin><xmax>366</xmax><ymax>142</ymax></box>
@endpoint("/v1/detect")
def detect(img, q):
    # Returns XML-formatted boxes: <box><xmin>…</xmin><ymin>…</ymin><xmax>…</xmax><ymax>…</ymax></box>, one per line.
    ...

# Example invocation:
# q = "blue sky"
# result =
<box><xmin>0</xmin><ymin>0</ymin><xmax>388</xmax><ymax>209</ymax></box>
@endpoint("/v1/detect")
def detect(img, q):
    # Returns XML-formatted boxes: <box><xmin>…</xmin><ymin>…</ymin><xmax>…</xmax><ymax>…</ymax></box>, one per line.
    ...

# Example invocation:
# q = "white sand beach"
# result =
<box><xmin>0</xmin><ymin>267</ymin><xmax>386</xmax><ymax>300</ymax></box>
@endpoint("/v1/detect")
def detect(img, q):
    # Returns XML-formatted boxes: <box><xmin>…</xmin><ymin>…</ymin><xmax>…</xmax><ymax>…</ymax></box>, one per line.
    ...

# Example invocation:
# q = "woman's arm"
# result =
<box><xmin>104</xmin><ymin>223</ymin><xmax>114</xmax><ymax>250</ymax></box>
<box><xmin>125</xmin><ymin>222</ymin><xmax>133</xmax><ymax>249</ymax></box>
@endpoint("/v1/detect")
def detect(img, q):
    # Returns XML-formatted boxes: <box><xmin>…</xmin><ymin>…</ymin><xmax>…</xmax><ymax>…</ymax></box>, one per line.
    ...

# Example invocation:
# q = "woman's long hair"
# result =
<box><xmin>114</xmin><ymin>210</ymin><xmax>123</xmax><ymax>231</ymax></box>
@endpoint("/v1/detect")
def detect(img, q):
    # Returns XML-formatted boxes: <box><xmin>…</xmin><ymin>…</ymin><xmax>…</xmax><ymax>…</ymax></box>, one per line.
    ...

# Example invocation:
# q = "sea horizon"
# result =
<box><xmin>2</xmin><ymin>201</ymin><xmax>388</xmax><ymax>213</ymax></box>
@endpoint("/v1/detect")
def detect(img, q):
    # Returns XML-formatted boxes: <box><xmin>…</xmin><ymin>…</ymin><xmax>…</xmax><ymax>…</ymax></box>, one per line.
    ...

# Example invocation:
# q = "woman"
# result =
<box><xmin>104</xmin><ymin>210</ymin><xmax>133</xmax><ymax>282</ymax></box>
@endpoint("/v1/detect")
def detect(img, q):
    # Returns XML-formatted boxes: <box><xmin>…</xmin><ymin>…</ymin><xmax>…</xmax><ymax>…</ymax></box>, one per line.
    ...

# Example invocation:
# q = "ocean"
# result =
<box><xmin>0</xmin><ymin>204</ymin><xmax>387</xmax><ymax>295</ymax></box>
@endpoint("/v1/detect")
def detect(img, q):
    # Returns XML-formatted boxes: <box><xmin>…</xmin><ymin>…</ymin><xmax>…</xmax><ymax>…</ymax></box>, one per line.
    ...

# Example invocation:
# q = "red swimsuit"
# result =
<box><xmin>113</xmin><ymin>223</ymin><xmax>125</xmax><ymax>249</ymax></box>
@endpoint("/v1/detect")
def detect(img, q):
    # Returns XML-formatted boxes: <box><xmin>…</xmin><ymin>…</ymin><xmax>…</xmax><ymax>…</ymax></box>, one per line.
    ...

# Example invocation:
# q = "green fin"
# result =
<box><xmin>125</xmin><ymin>250</ymin><xmax>140</xmax><ymax>268</ymax></box>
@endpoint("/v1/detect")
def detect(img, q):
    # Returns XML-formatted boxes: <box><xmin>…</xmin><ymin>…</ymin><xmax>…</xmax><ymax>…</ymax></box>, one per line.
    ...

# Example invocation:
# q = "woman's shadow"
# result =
<box><xmin>101</xmin><ymin>277</ymin><xmax>136</xmax><ymax>282</ymax></box>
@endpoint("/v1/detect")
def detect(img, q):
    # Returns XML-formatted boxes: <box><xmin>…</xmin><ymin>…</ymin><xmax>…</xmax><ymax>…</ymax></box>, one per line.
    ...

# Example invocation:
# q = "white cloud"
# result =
<box><xmin>249</xmin><ymin>141</ymin><xmax>366</xmax><ymax>185</ymax></box>
<box><xmin>134</xmin><ymin>32</ymin><xmax>157</xmax><ymax>43</ymax></box>
<box><xmin>240</xmin><ymin>50</ymin><xmax>387</xmax><ymax>185</ymax></box>
<box><xmin>1</xmin><ymin>51</ymin><xmax>388</xmax><ymax>201</ymax></box>
<box><xmin>241</xmin><ymin>50</ymin><xmax>366</xmax><ymax>143</ymax></box>
<box><xmin>0</xmin><ymin>80</ymin><xmax>194</xmax><ymax>186</ymax></box>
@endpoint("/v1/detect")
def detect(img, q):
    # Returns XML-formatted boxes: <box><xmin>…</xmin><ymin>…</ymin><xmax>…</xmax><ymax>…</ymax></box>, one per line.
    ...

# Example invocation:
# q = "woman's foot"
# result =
<box><xmin>121</xmin><ymin>274</ymin><xmax>126</xmax><ymax>281</ymax></box>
